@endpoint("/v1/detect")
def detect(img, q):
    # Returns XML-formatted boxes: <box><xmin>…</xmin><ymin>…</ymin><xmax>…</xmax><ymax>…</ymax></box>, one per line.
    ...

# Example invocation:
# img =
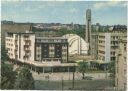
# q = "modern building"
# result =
<box><xmin>35</xmin><ymin>37</ymin><xmax>68</xmax><ymax>63</ymax></box>
<box><xmin>98</xmin><ymin>32</ymin><xmax>126</xmax><ymax>62</ymax></box>
<box><xmin>5</xmin><ymin>31</ymin><xmax>68</xmax><ymax>63</ymax></box>
<box><xmin>63</xmin><ymin>34</ymin><xmax>88</xmax><ymax>55</ymax></box>
<box><xmin>91</xmin><ymin>25</ymin><xmax>127</xmax><ymax>62</ymax></box>
<box><xmin>85</xmin><ymin>9</ymin><xmax>92</xmax><ymax>55</ymax></box>
<box><xmin>5</xmin><ymin>31</ymin><xmax>77</xmax><ymax>72</ymax></box>
<box><xmin>115</xmin><ymin>37</ymin><xmax>127</xmax><ymax>91</ymax></box>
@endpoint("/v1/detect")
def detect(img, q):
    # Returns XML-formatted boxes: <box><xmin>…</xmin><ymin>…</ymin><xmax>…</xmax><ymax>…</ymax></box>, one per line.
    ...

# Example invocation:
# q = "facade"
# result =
<box><xmin>5</xmin><ymin>31</ymin><xmax>35</xmax><ymax>61</ymax></box>
<box><xmin>5</xmin><ymin>31</ymin><xmax>68</xmax><ymax>63</ymax></box>
<box><xmin>35</xmin><ymin>37</ymin><xmax>68</xmax><ymax>63</ymax></box>
<box><xmin>63</xmin><ymin>34</ymin><xmax>88</xmax><ymax>55</ymax></box>
<box><xmin>97</xmin><ymin>32</ymin><xmax>126</xmax><ymax>62</ymax></box>
<box><xmin>91</xmin><ymin>25</ymin><xmax>127</xmax><ymax>62</ymax></box>
<box><xmin>91</xmin><ymin>33</ymin><xmax>98</xmax><ymax>59</ymax></box>
<box><xmin>115</xmin><ymin>37</ymin><xmax>127</xmax><ymax>91</ymax></box>
<box><xmin>85</xmin><ymin>9</ymin><xmax>92</xmax><ymax>55</ymax></box>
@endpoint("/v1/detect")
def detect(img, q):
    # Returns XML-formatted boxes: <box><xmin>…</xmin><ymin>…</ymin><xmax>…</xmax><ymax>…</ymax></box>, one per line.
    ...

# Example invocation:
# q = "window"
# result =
<box><xmin>36</xmin><ymin>44</ymin><xmax>40</xmax><ymax>47</ymax></box>
<box><xmin>37</xmin><ymin>55</ymin><xmax>40</xmax><ymax>58</ymax></box>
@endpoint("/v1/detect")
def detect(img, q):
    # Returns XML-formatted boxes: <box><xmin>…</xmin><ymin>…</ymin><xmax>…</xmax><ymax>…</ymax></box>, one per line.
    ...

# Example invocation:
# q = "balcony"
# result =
<box><xmin>24</xmin><ymin>45</ymin><xmax>29</xmax><ymax>48</ymax></box>
<box><xmin>25</xmin><ymin>50</ymin><xmax>31</xmax><ymax>53</ymax></box>
<box><xmin>14</xmin><ymin>49</ymin><xmax>18</xmax><ymax>53</ymax></box>
<box><xmin>23</xmin><ymin>55</ymin><xmax>29</xmax><ymax>60</ymax></box>
<box><xmin>24</xmin><ymin>52</ymin><xmax>30</xmax><ymax>57</ymax></box>
<box><xmin>24</xmin><ymin>37</ymin><xmax>30</xmax><ymax>41</ymax></box>
<box><xmin>15</xmin><ymin>45</ymin><xmax>18</xmax><ymax>49</ymax></box>
<box><xmin>15</xmin><ymin>55</ymin><xmax>18</xmax><ymax>60</ymax></box>
<box><xmin>24</xmin><ymin>41</ymin><xmax>31</xmax><ymax>45</ymax></box>
<box><xmin>24</xmin><ymin>46</ymin><xmax>30</xmax><ymax>51</ymax></box>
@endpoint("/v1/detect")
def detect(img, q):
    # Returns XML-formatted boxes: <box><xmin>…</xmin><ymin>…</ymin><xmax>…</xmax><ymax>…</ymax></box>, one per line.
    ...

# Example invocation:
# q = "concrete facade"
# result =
<box><xmin>91</xmin><ymin>25</ymin><xmax>127</xmax><ymax>62</ymax></box>
<box><xmin>5</xmin><ymin>31</ymin><xmax>68</xmax><ymax>63</ymax></box>
<box><xmin>97</xmin><ymin>32</ymin><xmax>126</xmax><ymax>62</ymax></box>
<box><xmin>5</xmin><ymin>31</ymin><xmax>35</xmax><ymax>61</ymax></box>
<box><xmin>85</xmin><ymin>9</ymin><xmax>92</xmax><ymax>55</ymax></box>
<box><xmin>115</xmin><ymin>37</ymin><xmax>127</xmax><ymax>91</ymax></box>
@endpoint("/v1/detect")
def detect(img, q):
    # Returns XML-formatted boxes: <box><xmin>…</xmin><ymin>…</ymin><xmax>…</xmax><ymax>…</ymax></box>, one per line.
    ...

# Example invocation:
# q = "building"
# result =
<box><xmin>63</xmin><ymin>34</ymin><xmax>88</xmax><ymax>55</ymax></box>
<box><xmin>85</xmin><ymin>9</ymin><xmax>92</xmax><ymax>55</ymax></box>
<box><xmin>115</xmin><ymin>37</ymin><xmax>127</xmax><ymax>91</ymax></box>
<box><xmin>97</xmin><ymin>26</ymin><xmax>127</xmax><ymax>62</ymax></box>
<box><xmin>1</xmin><ymin>23</ymin><xmax>32</xmax><ymax>49</ymax></box>
<box><xmin>91</xmin><ymin>33</ymin><xmax>98</xmax><ymax>59</ymax></box>
<box><xmin>35</xmin><ymin>37</ymin><xmax>68</xmax><ymax>63</ymax></box>
<box><xmin>5</xmin><ymin>31</ymin><xmax>68</xmax><ymax>63</ymax></box>
<box><xmin>5</xmin><ymin>31</ymin><xmax>76</xmax><ymax>72</ymax></box>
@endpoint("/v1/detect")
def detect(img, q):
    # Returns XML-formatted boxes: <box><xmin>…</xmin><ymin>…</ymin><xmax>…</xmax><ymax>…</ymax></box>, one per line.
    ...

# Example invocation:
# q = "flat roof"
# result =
<box><xmin>7</xmin><ymin>31</ymin><xmax>35</xmax><ymax>34</ymax></box>
<box><xmin>36</xmin><ymin>37</ymin><xmax>67</xmax><ymax>40</ymax></box>
<box><xmin>17</xmin><ymin>60</ymin><xmax>77</xmax><ymax>67</ymax></box>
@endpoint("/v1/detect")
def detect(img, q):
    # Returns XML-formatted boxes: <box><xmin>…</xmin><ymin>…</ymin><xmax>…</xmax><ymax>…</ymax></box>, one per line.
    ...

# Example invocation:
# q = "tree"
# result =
<box><xmin>15</xmin><ymin>67</ymin><xmax>35</xmax><ymax>90</ymax></box>
<box><xmin>1</xmin><ymin>63</ymin><xmax>17</xmax><ymax>89</ymax></box>
<box><xmin>77</xmin><ymin>61</ymin><xmax>89</xmax><ymax>79</ymax></box>
<box><xmin>57</xmin><ymin>27</ymin><xmax>85</xmax><ymax>39</ymax></box>
<box><xmin>108</xmin><ymin>60</ymin><xmax>115</xmax><ymax>86</ymax></box>
<box><xmin>1</xmin><ymin>46</ymin><xmax>9</xmax><ymax>63</ymax></box>
<box><xmin>1</xmin><ymin>45</ymin><xmax>17</xmax><ymax>89</ymax></box>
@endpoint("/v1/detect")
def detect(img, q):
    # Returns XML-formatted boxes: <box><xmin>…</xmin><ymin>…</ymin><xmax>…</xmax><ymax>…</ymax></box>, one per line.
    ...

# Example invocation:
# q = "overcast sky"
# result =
<box><xmin>1</xmin><ymin>1</ymin><xmax>127</xmax><ymax>25</ymax></box>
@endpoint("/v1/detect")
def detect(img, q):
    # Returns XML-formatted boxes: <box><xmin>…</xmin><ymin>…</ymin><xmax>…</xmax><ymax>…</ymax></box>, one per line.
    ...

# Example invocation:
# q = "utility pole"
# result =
<box><xmin>72</xmin><ymin>72</ymin><xmax>75</xmax><ymax>89</ymax></box>
<box><xmin>72</xmin><ymin>65</ymin><xmax>75</xmax><ymax>89</ymax></box>
<box><xmin>62</xmin><ymin>76</ymin><xmax>63</xmax><ymax>90</ymax></box>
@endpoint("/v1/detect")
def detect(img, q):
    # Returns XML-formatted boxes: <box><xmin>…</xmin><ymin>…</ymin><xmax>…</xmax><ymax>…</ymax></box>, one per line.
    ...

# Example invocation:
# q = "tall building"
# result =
<box><xmin>85</xmin><ymin>9</ymin><xmax>91</xmax><ymax>55</ymax></box>
<box><xmin>115</xmin><ymin>38</ymin><xmax>127</xmax><ymax>91</ymax></box>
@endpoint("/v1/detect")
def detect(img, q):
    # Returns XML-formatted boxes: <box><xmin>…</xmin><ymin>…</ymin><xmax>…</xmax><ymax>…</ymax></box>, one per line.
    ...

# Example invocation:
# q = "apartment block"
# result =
<box><xmin>91</xmin><ymin>25</ymin><xmax>127</xmax><ymax>62</ymax></box>
<box><xmin>6</xmin><ymin>31</ymin><xmax>35</xmax><ymax>61</ymax></box>
<box><xmin>97</xmin><ymin>32</ymin><xmax>126</xmax><ymax>62</ymax></box>
<box><xmin>5</xmin><ymin>31</ymin><xmax>68</xmax><ymax>63</ymax></box>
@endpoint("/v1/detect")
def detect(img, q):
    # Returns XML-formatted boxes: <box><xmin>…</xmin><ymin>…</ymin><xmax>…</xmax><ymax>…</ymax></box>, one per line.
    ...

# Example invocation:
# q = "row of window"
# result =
<box><xmin>6</xmin><ymin>39</ymin><xmax>13</xmax><ymax>42</ymax></box>
<box><xmin>6</xmin><ymin>43</ymin><xmax>13</xmax><ymax>46</ymax></box>
<box><xmin>7</xmin><ymin>48</ymin><xmax>13</xmax><ymax>51</ymax></box>
<box><xmin>111</xmin><ymin>52</ymin><xmax>115</xmax><ymax>56</ymax></box>
<box><xmin>111</xmin><ymin>36</ymin><xmax>119</xmax><ymax>40</ymax></box>
<box><xmin>98</xmin><ymin>40</ymin><xmax>105</xmax><ymax>43</ymax></box>
<box><xmin>98</xmin><ymin>36</ymin><xmax>105</xmax><ymax>39</ymax></box>
<box><xmin>8</xmin><ymin>53</ymin><xmax>13</xmax><ymax>56</ymax></box>
<box><xmin>7</xmin><ymin>34</ymin><xmax>13</xmax><ymax>38</ymax></box>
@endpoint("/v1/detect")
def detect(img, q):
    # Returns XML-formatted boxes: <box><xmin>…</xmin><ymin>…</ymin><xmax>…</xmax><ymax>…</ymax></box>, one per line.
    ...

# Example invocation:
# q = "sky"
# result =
<box><xmin>1</xmin><ymin>1</ymin><xmax>127</xmax><ymax>25</ymax></box>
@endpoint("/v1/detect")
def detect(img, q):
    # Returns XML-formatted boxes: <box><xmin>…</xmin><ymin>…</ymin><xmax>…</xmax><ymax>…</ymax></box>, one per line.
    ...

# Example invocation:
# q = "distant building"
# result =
<box><xmin>1</xmin><ymin>20</ymin><xmax>14</xmax><ymax>24</ymax></box>
<box><xmin>85</xmin><ymin>9</ymin><xmax>92</xmax><ymax>55</ymax></box>
<box><xmin>115</xmin><ymin>37</ymin><xmax>127</xmax><ymax>91</ymax></box>
<box><xmin>95</xmin><ymin>23</ymin><xmax>100</xmax><ymax>31</ymax></box>
<box><xmin>63</xmin><ymin>34</ymin><xmax>88</xmax><ymax>55</ymax></box>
